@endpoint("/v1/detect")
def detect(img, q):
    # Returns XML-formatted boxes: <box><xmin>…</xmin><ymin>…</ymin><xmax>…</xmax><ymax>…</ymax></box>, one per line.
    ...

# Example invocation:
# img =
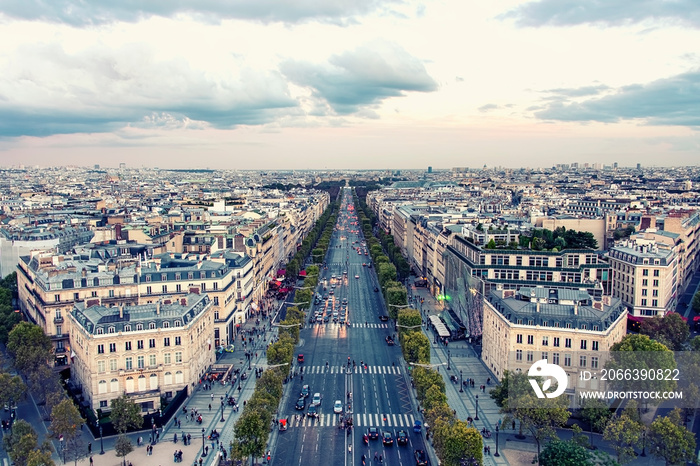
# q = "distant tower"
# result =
<box><xmin>613</xmin><ymin>162</ymin><xmax>618</xmax><ymax>169</ymax></box>
<box><xmin>119</xmin><ymin>162</ymin><xmax>126</xmax><ymax>169</ymax></box>
<box><xmin>428</xmin><ymin>166</ymin><xmax>433</xmax><ymax>174</ymax></box>
<box><xmin>636</xmin><ymin>163</ymin><xmax>641</xmax><ymax>169</ymax></box>
<box><xmin>94</xmin><ymin>164</ymin><xmax>100</xmax><ymax>169</ymax></box>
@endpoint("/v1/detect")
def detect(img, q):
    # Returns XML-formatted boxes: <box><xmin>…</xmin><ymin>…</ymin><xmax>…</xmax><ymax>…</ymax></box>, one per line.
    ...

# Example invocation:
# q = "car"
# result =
<box><xmin>295</xmin><ymin>397</ymin><xmax>306</xmax><ymax>410</ymax></box>
<box><xmin>386</xmin><ymin>336</ymin><xmax>395</xmax><ymax>346</ymax></box>
<box><xmin>340</xmin><ymin>316</ymin><xmax>346</xmax><ymax>323</ymax></box>
<box><xmin>414</xmin><ymin>450</ymin><xmax>428</xmax><ymax>465</ymax></box>
<box><xmin>323</xmin><ymin>315</ymin><xmax>330</xmax><ymax>322</ymax></box>
<box><xmin>355</xmin><ymin>275</ymin><xmax>360</xmax><ymax>279</ymax></box>
<box><xmin>329</xmin><ymin>289</ymin><xmax>334</xmax><ymax>295</ymax></box>
<box><xmin>379</xmin><ymin>315</ymin><xmax>389</xmax><ymax>321</ymax></box>
<box><xmin>297</xmin><ymin>354</ymin><xmax>304</xmax><ymax>363</ymax></box>
<box><xmin>301</xmin><ymin>385</ymin><xmax>310</xmax><ymax>398</ymax></box>
<box><xmin>382</xmin><ymin>431</ymin><xmax>393</xmax><ymax>446</ymax></box>
<box><xmin>307</xmin><ymin>404</ymin><xmax>318</xmax><ymax>418</ymax></box>
<box><xmin>368</xmin><ymin>427</ymin><xmax>379</xmax><ymax>440</ymax></box>
<box><xmin>333</xmin><ymin>400</ymin><xmax>343</xmax><ymax>414</ymax></box>
<box><xmin>362</xmin><ymin>263</ymin><xmax>366</xmax><ymax>267</ymax></box>
<box><xmin>374</xmin><ymin>287</ymin><xmax>379</xmax><ymax>292</ymax></box>
<box><xmin>342</xmin><ymin>298</ymin><xmax>348</xmax><ymax>304</ymax></box>
<box><xmin>216</xmin><ymin>345</ymin><xmax>225</xmax><ymax>354</ymax></box>
<box><xmin>225</xmin><ymin>344</ymin><xmax>235</xmax><ymax>352</ymax></box>
<box><xmin>316</xmin><ymin>315</ymin><xmax>323</xmax><ymax>322</ymax></box>
<box><xmin>397</xmin><ymin>429</ymin><xmax>408</xmax><ymax>445</ymax></box>
<box><xmin>368</xmin><ymin>263</ymin><xmax>372</xmax><ymax>268</ymax></box>
<box><xmin>312</xmin><ymin>393</ymin><xmax>322</xmax><ymax>406</ymax></box>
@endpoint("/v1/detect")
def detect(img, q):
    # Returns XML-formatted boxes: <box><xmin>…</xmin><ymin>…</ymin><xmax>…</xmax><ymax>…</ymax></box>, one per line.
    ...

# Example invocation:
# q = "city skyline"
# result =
<box><xmin>1</xmin><ymin>0</ymin><xmax>699</xmax><ymax>169</ymax></box>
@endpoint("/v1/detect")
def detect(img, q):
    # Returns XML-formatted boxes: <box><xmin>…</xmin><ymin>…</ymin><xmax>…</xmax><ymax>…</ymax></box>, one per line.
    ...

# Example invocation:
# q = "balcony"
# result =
<box><xmin>54</xmin><ymin>316</ymin><xmax>64</xmax><ymax>324</ymax></box>
<box><xmin>50</xmin><ymin>333</ymin><xmax>69</xmax><ymax>341</ymax></box>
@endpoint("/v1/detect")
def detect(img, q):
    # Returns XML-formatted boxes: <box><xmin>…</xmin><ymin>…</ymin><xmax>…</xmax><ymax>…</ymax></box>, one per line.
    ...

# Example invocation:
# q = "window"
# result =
<box><xmin>149</xmin><ymin>322</ymin><xmax>156</xmax><ymax>330</ymax></box>
<box><xmin>553</xmin><ymin>337</ymin><xmax>560</xmax><ymax>347</ymax></box>
<box><xmin>74</xmin><ymin>292</ymin><xmax>79</xmax><ymax>300</ymax></box>
<box><xmin>125</xmin><ymin>357</ymin><xmax>132</xmax><ymax>370</ymax></box>
<box><xmin>516</xmin><ymin>334</ymin><xmax>523</xmax><ymax>344</ymax></box>
<box><xmin>100</xmin><ymin>400</ymin><xmax>108</xmax><ymax>408</ymax></box>
<box><xmin>526</xmin><ymin>351</ymin><xmax>534</xmax><ymax>362</ymax></box>
<box><xmin>137</xmin><ymin>356</ymin><xmax>145</xmax><ymax>369</ymax></box>
<box><xmin>125</xmin><ymin>342</ymin><xmax>132</xmax><ymax>351</ymax></box>
<box><xmin>541</xmin><ymin>352</ymin><xmax>548</xmax><ymax>360</ymax></box>
<box><xmin>109</xmin><ymin>289</ymin><xmax>115</xmax><ymax>298</ymax></box>
<box><xmin>164</xmin><ymin>353</ymin><xmax>171</xmax><ymax>364</ymax></box>
<box><xmin>642</xmin><ymin>289</ymin><xmax>647</xmax><ymax>296</ymax></box>
<box><xmin>580</xmin><ymin>340</ymin><xmax>587</xmax><ymax>350</ymax></box>
<box><xmin>542</xmin><ymin>336</ymin><xmax>549</xmax><ymax>346</ymax></box>
<box><xmin>527</xmin><ymin>335</ymin><xmax>534</xmax><ymax>345</ymax></box>
<box><xmin>97</xmin><ymin>344</ymin><xmax>105</xmax><ymax>354</ymax></box>
<box><xmin>642</xmin><ymin>269</ymin><xmax>649</xmax><ymax>276</ymax></box>
<box><xmin>164</xmin><ymin>337</ymin><xmax>170</xmax><ymax>347</ymax></box>
<box><xmin>109</xmin><ymin>359</ymin><xmax>117</xmax><ymax>371</ymax></box>
<box><xmin>108</xmin><ymin>326</ymin><xmax>115</xmax><ymax>334</ymax></box>
<box><xmin>110</xmin><ymin>378</ymin><xmax>119</xmax><ymax>392</ymax></box>
<box><xmin>149</xmin><ymin>354</ymin><xmax>157</xmax><ymax>366</ymax></box>
<box><xmin>109</xmin><ymin>343</ymin><xmax>116</xmax><ymax>353</ymax></box>
<box><xmin>641</xmin><ymin>299</ymin><xmax>647</xmax><ymax>306</ymax></box>
<box><xmin>163</xmin><ymin>321</ymin><xmax>170</xmax><ymax>328</ymax></box>
<box><xmin>175</xmin><ymin>352</ymin><xmax>182</xmax><ymax>363</ymax></box>
<box><xmin>174</xmin><ymin>320</ymin><xmax>182</xmax><ymax>327</ymax></box>
<box><xmin>652</xmin><ymin>299</ymin><xmax>658</xmax><ymax>307</ymax></box>
<box><xmin>124</xmin><ymin>325</ymin><xmax>131</xmax><ymax>332</ymax></box>
<box><xmin>580</xmin><ymin>356</ymin><xmax>587</xmax><ymax>367</ymax></box>
<box><xmin>162</xmin><ymin>285</ymin><xmax>168</xmax><ymax>293</ymax></box>
<box><xmin>97</xmin><ymin>361</ymin><xmax>106</xmax><ymax>372</ymax></box>
<box><xmin>592</xmin><ymin>341</ymin><xmax>599</xmax><ymax>351</ymax></box>
<box><xmin>149</xmin><ymin>339</ymin><xmax>156</xmax><ymax>348</ymax></box>
<box><xmin>652</xmin><ymin>290</ymin><xmax>658</xmax><ymax>297</ymax></box>
<box><xmin>137</xmin><ymin>340</ymin><xmax>144</xmax><ymax>350</ymax></box>
<box><xmin>642</xmin><ymin>279</ymin><xmax>648</xmax><ymax>286</ymax></box>
<box><xmin>552</xmin><ymin>353</ymin><xmax>560</xmax><ymax>365</ymax></box>
<box><xmin>175</xmin><ymin>336</ymin><xmax>181</xmax><ymax>346</ymax></box>
<box><xmin>146</xmin><ymin>286</ymin><xmax>152</xmax><ymax>295</ymax></box>
<box><xmin>213</xmin><ymin>297</ymin><xmax>219</xmax><ymax>306</ymax></box>
<box><xmin>564</xmin><ymin>354</ymin><xmax>571</xmax><ymax>367</ymax></box>
<box><xmin>516</xmin><ymin>350</ymin><xmax>522</xmax><ymax>361</ymax></box>
<box><xmin>653</xmin><ymin>279</ymin><xmax>659</xmax><ymax>287</ymax></box>
<box><xmin>565</xmin><ymin>338</ymin><xmax>572</xmax><ymax>348</ymax></box>
<box><xmin>176</xmin><ymin>284</ymin><xmax>182</xmax><ymax>292</ymax></box>
<box><xmin>591</xmin><ymin>357</ymin><xmax>599</xmax><ymax>369</ymax></box>
<box><xmin>136</xmin><ymin>324</ymin><xmax>143</xmax><ymax>331</ymax></box>
<box><xmin>653</xmin><ymin>269</ymin><xmax>659</xmax><ymax>277</ymax></box>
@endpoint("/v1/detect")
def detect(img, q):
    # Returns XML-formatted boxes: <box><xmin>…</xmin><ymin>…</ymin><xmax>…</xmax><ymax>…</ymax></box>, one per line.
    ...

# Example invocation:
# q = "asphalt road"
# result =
<box><xmin>272</xmin><ymin>188</ymin><xmax>428</xmax><ymax>466</ymax></box>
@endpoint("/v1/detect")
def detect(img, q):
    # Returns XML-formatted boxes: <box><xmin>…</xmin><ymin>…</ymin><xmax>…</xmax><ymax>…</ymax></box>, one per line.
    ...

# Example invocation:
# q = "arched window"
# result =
<box><xmin>125</xmin><ymin>376</ymin><xmax>134</xmax><ymax>393</ymax></box>
<box><xmin>108</xmin><ymin>326</ymin><xmax>115</xmax><ymax>334</ymax></box>
<box><xmin>138</xmin><ymin>375</ymin><xmax>146</xmax><ymax>392</ymax></box>
<box><xmin>149</xmin><ymin>373</ymin><xmax>158</xmax><ymax>390</ymax></box>
<box><xmin>163</xmin><ymin>321</ymin><xmax>170</xmax><ymax>328</ymax></box>
<box><xmin>164</xmin><ymin>372</ymin><xmax>172</xmax><ymax>385</ymax></box>
<box><xmin>136</xmin><ymin>324</ymin><xmax>143</xmax><ymax>331</ymax></box>
<box><xmin>96</xmin><ymin>327</ymin><xmax>104</xmax><ymax>335</ymax></box>
<box><xmin>110</xmin><ymin>378</ymin><xmax>119</xmax><ymax>392</ymax></box>
<box><xmin>175</xmin><ymin>371</ymin><xmax>184</xmax><ymax>384</ymax></box>
<box><xmin>174</xmin><ymin>320</ymin><xmax>182</xmax><ymax>327</ymax></box>
<box><xmin>98</xmin><ymin>380</ymin><xmax>107</xmax><ymax>394</ymax></box>
<box><xmin>149</xmin><ymin>322</ymin><xmax>156</xmax><ymax>330</ymax></box>
<box><xmin>123</xmin><ymin>325</ymin><xmax>131</xmax><ymax>332</ymax></box>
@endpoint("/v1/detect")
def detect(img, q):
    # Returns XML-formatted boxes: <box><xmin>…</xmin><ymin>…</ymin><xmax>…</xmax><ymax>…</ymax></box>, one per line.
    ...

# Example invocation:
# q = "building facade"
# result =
<box><xmin>69</xmin><ymin>293</ymin><xmax>214</xmax><ymax>412</ymax></box>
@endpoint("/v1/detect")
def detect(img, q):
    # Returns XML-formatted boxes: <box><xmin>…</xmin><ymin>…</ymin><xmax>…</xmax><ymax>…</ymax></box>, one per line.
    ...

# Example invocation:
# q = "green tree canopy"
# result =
<box><xmin>648</xmin><ymin>408</ymin><xmax>696</xmax><ymax>466</ymax></box>
<box><xmin>109</xmin><ymin>394</ymin><xmax>143</xmax><ymax>434</ymax></box>
<box><xmin>603</xmin><ymin>411</ymin><xmax>643</xmax><ymax>464</ymax></box>
<box><xmin>539</xmin><ymin>440</ymin><xmax>590</xmax><ymax>466</ymax></box>
<box><xmin>433</xmin><ymin>420</ymin><xmax>483</xmax><ymax>466</ymax></box>
<box><xmin>639</xmin><ymin>313</ymin><xmax>689</xmax><ymax>350</ymax></box>
<box><xmin>7</xmin><ymin>322</ymin><xmax>52</xmax><ymax>374</ymax></box>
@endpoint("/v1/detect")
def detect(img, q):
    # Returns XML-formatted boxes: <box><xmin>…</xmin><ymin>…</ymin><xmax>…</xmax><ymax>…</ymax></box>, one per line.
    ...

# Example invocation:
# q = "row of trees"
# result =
<box><xmin>517</xmin><ymin>226</ymin><xmax>598</xmax><ymax>251</ymax></box>
<box><xmin>284</xmin><ymin>199</ymin><xmax>339</xmax><ymax>280</ymax></box>
<box><xmin>351</xmin><ymin>189</ymin><xmax>483</xmax><ymax>465</ymax></box>
<box><xmin>490</xmin><ymin>333</ymin><xmax>697</xmax><ymax>465</ymax></box>
<box><xmin>0</xmin><ymin>271</ymin><xmax>21</xmax><ymax>343</ymax></box>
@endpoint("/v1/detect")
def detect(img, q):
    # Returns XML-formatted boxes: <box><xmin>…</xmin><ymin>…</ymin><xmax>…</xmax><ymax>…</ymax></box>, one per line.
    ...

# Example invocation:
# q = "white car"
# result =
<box><xmin>333</xmin><ymin>400</ymin><xmax>343</xmax><ymax>414</ymax></box>
<box><xmin>355</xmin><ymin>275</ymin><xmax>360</xmax><ymax>279</ymax></box>
<box><xmin>312</xmin><ymin>393</ymin><xmax>322</xmax><ymax>406</ymax></box>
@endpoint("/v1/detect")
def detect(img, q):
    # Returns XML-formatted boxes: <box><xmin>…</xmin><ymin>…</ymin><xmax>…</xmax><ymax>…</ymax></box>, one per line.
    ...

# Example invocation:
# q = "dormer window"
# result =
<box><xmin>96</xmin><ymin>327</ymin><xmax>104</xmax><ymax>335</ymax></box>
<box><xmin>136</xmin><ymin>323</ymin><xmax>143</xmax><ymax>331</ymax></box>
<box><xmin>163</xmin><ymin>321</ymin><xmax>170</xmax><ymax>328</ymax></box>
<box><xmin>149</xmin><ymin>322</ymin><xmax>156</xmax><ymax>330</ymax></box>
<box><xmin>108</xmin><ymin>326</ymin><xmax>115</xmax><ymax>334</ymax></box>
<box><xmin>124</xmin><ymin>325</ymin><xmax>131</xmax><ymax>332</ymax></box>
<box><xmin>174</xmin><ymin>321</ymin><xmax>182</xmax><ymax>327</ymax></box>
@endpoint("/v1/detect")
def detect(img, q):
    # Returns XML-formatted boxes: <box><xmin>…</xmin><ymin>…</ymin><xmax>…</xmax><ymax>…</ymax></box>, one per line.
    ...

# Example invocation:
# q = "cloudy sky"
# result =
<box><xmin>0</xmin><ymin>0</ymin><xmax>698</xmax><ymax>169</ymax></box>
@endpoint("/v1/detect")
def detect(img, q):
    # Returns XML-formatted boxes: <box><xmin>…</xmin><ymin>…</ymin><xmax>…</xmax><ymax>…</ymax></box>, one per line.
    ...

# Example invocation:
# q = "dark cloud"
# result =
<box><xmin>543</xmin><ymin>85</ymin><xmax>610</xmax><ymax>97</ymax></box>
<box><xmin>0</xmin><ymin>0</ymin><xmax>399</xmax><ymax>26</ymax></box>
<box><xmin>534</xmin><ymin>70</ymin><xmax>700</xmax><ymax>126</ymax></box>
<box><xmin>478</xmin><ymin>104</ymin><xmax>500</xmax><ymax>112</ymax></box>
<box><xmin>0</xmin><ymin>43</ymin><xmax>298</xmax><ymax>137</ymax></box>
<box><xmin>280</xmin><ymin>42</ymin><xmax>437</xmax><ymax>115</ymax></box>
<box><xmin>502</xmin><ymin>0</ymin><xmax>700</xmax><ymax>28</ymax></box>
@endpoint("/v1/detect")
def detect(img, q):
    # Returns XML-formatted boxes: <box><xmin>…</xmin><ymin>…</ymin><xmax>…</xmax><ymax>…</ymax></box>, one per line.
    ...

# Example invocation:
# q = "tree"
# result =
<box><xmin>639</xmin><ymin>313</ymin><xmax>689</xmax><ymax>350</ymax></box>
<box><xmin>114</xmin><ymin>434</ymin><xmax>134</xmax><ymax>466</ymax></box>
<box><xmin>423</xmin><ymin>385</ymin><xmax>448</xmax><ymax>412</ymax></box>
<box><xmin>267</xmin><ymin>336</ymin><xmax>293</xmax><ymax>367</ymax></box>
<box><xmin>109</xmin><ymin>394</ymin><xmax>143</xmax><ymax>434</ymax></box>
<box><xmin>648</xmin><ymin>408</ymin><xmax>696</xmax><ymax>466</ymax></box>
<box><xmin>692</xmin><ymin>290</ymin><xmax>700</xmax><ymax>315</ymax></box>
<box><xmin>412</xmin><ymin>367</ymin><xmax>445</xmax><ymax>402</ymax></box>
<box><xmin>49</xmin><ymin>400</ymin><xmax>85</xmax><ymax>466</ymax></box>
<box><xmin>433</xmin><ymin>420</ymin><xmax>483</xmax><ymax>466</ymax></box>
<box><xmin>277</xmin><ymin>318</ymin><xmax>300</xmax><ymax>343</ymax></box>
<box><xmin>0</xmin><ymin>372</ymin><xmax>26</xmax><ymax>413</ymax></box>
<box><xmin>26</xmin><ymin>449</ymin><xmax>55</xmax><ymax>466</ymax></box>
<box><xmin>505</xmin><ymin>389</ymin><xmax>570</xmax><ymax>460</ymax></box>
<box><xmin>539</xmin><ymin>440</ymin><xmax>590</xmax><ymax>466</ymax></box>
<box><xmin>377</xmin><ymin>262</ymin><xmax>397</xmax><ymax>287</ymax></box>
<box><xmin>489</xmin><ymin>370</ymin><xmax>513</xmax><ymax>408</ymax></box>
<box><xmin>232</xmin><ymin>408</ymin><xmax>268</xmax><ymax>464</ymax></box>
<box><xmin>3</xmin><ymin>420</ymin><xmax>54</xmax><ymax>466</ymax></box>
<box><xmin>401</xmin><ymin>331</ymin><xmax>431</xmax><ymax>364</ymax></box>
<box><xmin>603</xmin><ymin>412</ymin><xmax>643</xmax><ymax>464</ymax></box>
<box><xmin>6</xmin><ymin>322</ymin><xmax>52</xmax><ymax>374</ymax></box>
<box><xmin>485</xmin><ymin>239</ymin><xmax>496</xmax><ymax>249</ymax></box>
<box><xmin>425</xmin><ymin>402</ymin><xmax>454</xmax><ymax>429</ymax></box>
<box><xmin>578</xmin><ymin>398</ymin><xmax>612</xmax><ymax>434</ymax></box>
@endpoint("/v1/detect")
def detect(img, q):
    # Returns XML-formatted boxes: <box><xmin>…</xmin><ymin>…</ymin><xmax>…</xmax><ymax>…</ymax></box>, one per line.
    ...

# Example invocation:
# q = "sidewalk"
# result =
<box><xmin>409</xmin><ymin>286</ymin><xmax>665</xmax><ymax>466</ymax></box>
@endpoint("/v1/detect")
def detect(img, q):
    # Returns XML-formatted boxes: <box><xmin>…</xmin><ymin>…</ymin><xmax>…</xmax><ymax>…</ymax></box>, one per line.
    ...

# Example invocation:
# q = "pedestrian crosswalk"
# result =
<box><xmin>302</xmin><ymin>365</ymin><xmax>402</xmax><ymax>375</ymax></box>
<box><xmin>288</xmin><ymin>413</ymin><xmax>416</xmax><ymax>428</ymax></box>
<box><xmin>349</xmin><ymin>323</ymin><xmax>389</xmax><ymax>328</ymax></box>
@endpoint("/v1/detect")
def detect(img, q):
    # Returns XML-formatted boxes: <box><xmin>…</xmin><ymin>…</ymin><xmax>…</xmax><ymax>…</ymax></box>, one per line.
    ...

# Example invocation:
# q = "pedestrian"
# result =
<box><xmin>209</xmin><ymin>403</ymin><xmax>211</xmax><ymax>411</ymax></box>
<box><xmin>89</xmin><ymin>456</ymin><xmax>93</xmax><ymax>466</ymax></box>
<box><xmin>88</xmin><ymin>443</ymin><xmax>92</xmax><ymax>453</ymax></box>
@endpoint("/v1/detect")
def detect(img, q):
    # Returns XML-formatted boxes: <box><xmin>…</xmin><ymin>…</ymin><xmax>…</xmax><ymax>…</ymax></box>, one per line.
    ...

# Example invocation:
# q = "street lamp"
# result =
<box><xmin>447</xmin><ymin>349</ymin><xmax>451</xmax><ymax>371</ymax></box>
<box><xmin>460</xmin><ymin>370</ymin><xmax>464</xmax><ymax>393</ymax></box>
<box><xmin>220</xmin><ymin>400</ymin><xmax>225</xmax><ymax>422</ymax></box>
<box><xmin>474</xmin><ymin>395</ymin><xmax>479</xmax><ymax>421</ymax></box>
<box><xmin>201</xmin><ymin>428</ymin><xmax>206</xmax><ymax>457</ymax></box>
<box><xmin>494</xmin><ymin>424</ymin><xmax>500</xmax><ymax>457</ymax></box>
<box><xmin>59</xmin><ymin>437</ymin><xmax>64</xmax><ymax>464</ymax></box>
<box><xmin>641</xmin><ymin>429</ymin><xmax>646</xmax><ymax>457</ymax></box>
<box><xmin>99</xmin><ymin>425</ymin><xmax>104</xmax><ymax>455</ymax></box>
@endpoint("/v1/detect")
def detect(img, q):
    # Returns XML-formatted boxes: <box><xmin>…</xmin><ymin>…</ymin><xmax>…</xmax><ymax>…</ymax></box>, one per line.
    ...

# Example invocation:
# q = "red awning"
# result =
<box><xmin>627</xmin><ymin>315</ymin><xmax>644</xmax><ymax>323</ymax></box>
<box><xmin>667</xmin><ymin>312</ymin><xmax>688</xmax><ymax>322</ymax></box>
<box><xmin>269</xmin><ymin>280</ymin><xmax>282</xmax><ymax>287</ymax></box>
<box><xmin>299</xmin><ymin>270</ymin><xmax>307</xmax><ymax>276</ymax></box>
<box><xmin>277</xmin><ymin>269</ymin><xmax>286</xmax><ymax>276</ymax></box>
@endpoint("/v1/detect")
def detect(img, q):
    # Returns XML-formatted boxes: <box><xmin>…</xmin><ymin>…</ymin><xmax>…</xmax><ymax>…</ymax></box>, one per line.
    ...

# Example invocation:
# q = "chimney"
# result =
<box><xmin>536</xmin><ymin>302</ymin><xmax>540</xmax><ymax>313</ymax></box>
<box><xmin>156</xmin><ymin>301</ymin><xmax>161</xmax><ymax>315</ymax></box>
<box><xmin>574</xmin><ymin>304</ymin><xmax>578</xmax><ymax>315</ymax></box>
<box><xmin>119</xmin><ymin>305</ymin><xmax>123</xmax><ymax>319</ymax></box>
